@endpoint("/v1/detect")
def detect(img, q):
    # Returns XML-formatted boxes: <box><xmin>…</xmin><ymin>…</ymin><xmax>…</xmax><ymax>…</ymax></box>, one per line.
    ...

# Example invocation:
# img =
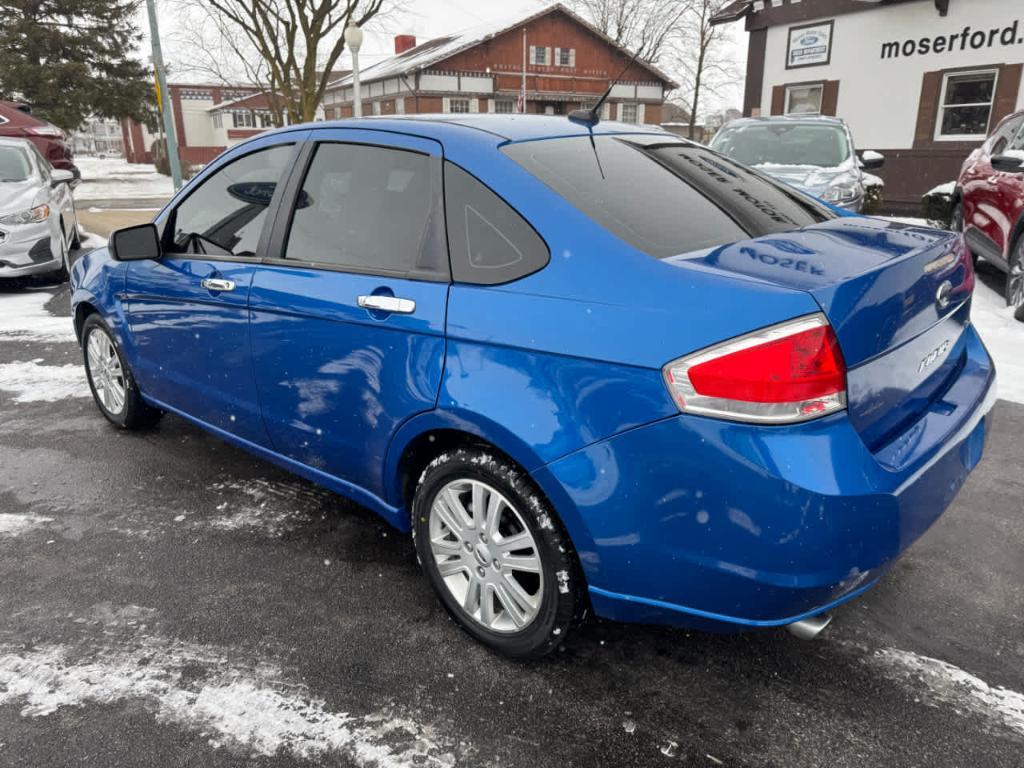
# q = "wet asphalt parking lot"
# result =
<box><xmin>0</xmin><ymin>253</ymin><xmax>1022</xmax><ymax>768</ymax></box>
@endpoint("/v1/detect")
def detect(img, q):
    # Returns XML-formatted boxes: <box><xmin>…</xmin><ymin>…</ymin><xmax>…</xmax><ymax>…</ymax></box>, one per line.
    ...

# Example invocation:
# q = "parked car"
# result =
<box><xmin>0</xmin><ymin>137</ymin><xmax>80</xmax><ymax>280</ymax></box>
<box><xmin>71</xmin><ymin>116</ymin><xmax>994</xmax><ymax>658</ymax></box>
<box><xmin>0</xmin><ymin>101</ymin><xmax>77</xmax><ymax>177</ymax></box>
<box><xmin>709</xmin><ymin>116</ymin><xmax>884</xmax><ymax>213</ymax></box>
<box><xmin>951</xmin><ymin>109</ymin><xmax>1024</xmax><ymax>311</ymax></box>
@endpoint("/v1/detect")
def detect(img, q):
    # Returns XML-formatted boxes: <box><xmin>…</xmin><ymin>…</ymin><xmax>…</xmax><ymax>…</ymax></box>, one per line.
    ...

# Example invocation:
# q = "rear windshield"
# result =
<box><xmin>502</xmin><ymin>135</ymin><xmax>834</xmax><ymax>260</ymax></box>
<box><xmin>710</xmin><ymin>123</ymin><xmax>852</xmax><ymax>168</ymax></box>
<box><xmin>0</xmin><ymin>146</ymin><xmax>32</xmax><ymax>182</ymax></box>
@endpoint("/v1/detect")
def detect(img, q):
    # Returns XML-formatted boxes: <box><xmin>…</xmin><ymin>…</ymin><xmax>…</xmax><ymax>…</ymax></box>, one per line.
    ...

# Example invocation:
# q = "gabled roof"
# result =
<box><xmin>710</xmin><ymin>0</ymin><xmax>755</xmax><ymax>25</ymax></box>
<box><xmin>327</xmin><ymin>3</ymin><xmax>677</xmax><ymax>90</ymax></box>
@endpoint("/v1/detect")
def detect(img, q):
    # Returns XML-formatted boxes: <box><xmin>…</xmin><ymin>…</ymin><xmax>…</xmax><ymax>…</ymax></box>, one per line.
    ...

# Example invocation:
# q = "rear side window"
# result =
<box><xmin>502</xmin><ymin>135</ymin><xmax>834</xmax><ymax>260</ymax></box>
<box><xmin>444</xmin><ymin>162</ymin><xmax>549</xmax><ymax>284</ymax></box>
<box><xmin>284</xmin><ymin>142</ymin><xmax>447</xmax><ymax>280</ymax></box>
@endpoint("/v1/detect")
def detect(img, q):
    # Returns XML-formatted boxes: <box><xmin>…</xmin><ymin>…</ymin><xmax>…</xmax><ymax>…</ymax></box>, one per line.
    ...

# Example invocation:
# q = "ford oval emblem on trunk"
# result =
<box><xmin>936</xmin><ymin>280</ymin><xmax>953</xmax><ymax>309</ymax></box>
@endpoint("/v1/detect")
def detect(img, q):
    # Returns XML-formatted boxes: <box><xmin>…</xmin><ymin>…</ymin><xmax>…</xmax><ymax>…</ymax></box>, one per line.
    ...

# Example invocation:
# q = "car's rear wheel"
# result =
<box><xmin>1007</xmin><ymin>236</ymin><xmax>1024</xmax><ymax>310</ymax></box>
<box><xmin>81</xmin><ymin>314</ymin><xmax>162</xmax><ymax>429</ymax></box>
<box><xmin>412</xmin><ymin>448</ymin><xmax>583</xmax><ymax>658</ymax></box>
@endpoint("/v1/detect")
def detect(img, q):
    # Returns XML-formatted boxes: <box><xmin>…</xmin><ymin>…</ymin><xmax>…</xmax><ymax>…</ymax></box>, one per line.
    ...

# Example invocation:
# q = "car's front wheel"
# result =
<box><xmin>413</xmin><ymin>448</ymin><xmax>583</xmax><ymax>658</ymax></box>
<box><xmin>951</xmin><ymin>202</ymin><xmax>978</xmax><ymax>267</ymax></box>
<box><xmin>81</xmin><ymin>314</ymin><xmax>162</xmax><ymax>429</ymax></box>
<box><xmin>1007</xmin><ymin>236</ymin><xmax>1024</xmax><ymax>310</ymax></box>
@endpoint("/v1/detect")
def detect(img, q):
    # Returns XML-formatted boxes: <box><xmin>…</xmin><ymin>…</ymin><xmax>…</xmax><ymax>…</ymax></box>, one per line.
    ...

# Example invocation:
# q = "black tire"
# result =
<box><xmin>54</xmin><ymin>233</ymin><xmax>70</xmax><ymax>283</ymax></box>
<box><xmin>412</xmin><ymin>448</ymin><xmax>584</xmax><ymax>659</ymax></box>
<box><xmin>81</xmin><ymin>314</ymin><xmax>162</xmax><ymax>430</ymax></box>
<box><xmin>69</xmin><ymin>216</ymin><xmax>82</xmax><ymax>250</ymax></box>
<box><xmin>951</xmin><ymin>202</ymin><xmax>978</xmax><ymax>267</ymax></box>
<box><xmin>1006</xmin><ymin>235</ymin><xmax>1024</xmax><ymax>310</ymax></box>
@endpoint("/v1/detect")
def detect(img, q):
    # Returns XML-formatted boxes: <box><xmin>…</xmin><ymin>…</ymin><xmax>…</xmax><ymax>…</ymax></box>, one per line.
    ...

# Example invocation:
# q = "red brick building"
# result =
<box><xmin>322</xmin><ymin>4</ymin><xmax>676</xmax><ymax>123</ymax></box>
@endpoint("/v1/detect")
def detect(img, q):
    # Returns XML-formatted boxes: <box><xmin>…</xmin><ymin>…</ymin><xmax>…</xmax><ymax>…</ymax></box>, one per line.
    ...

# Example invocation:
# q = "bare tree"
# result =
<box><xmin>178</xmin><ymin>0</ymin><xmax>393</xmax><ymax>124</ymax></box>
<box><xmin>670</xmin><ymin>0</ymin><xmax>738</xmax><ymax>140</ymax></box>
<box><xmin>567</xmin><ymin>0</ymin><xmax>691</xmax><ymax>64</ymax></box>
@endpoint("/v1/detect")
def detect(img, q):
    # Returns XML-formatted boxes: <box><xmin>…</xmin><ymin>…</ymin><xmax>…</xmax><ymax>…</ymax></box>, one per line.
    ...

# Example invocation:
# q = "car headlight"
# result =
<box><xmin>822</xmin><ymin>178</ymin><xmax>863</xmax><ymax>204</ymax></box>
<box><xmin>0</xmin><ymin>205</ymin><xmax>50</xmax><ymax>226</ymax></box>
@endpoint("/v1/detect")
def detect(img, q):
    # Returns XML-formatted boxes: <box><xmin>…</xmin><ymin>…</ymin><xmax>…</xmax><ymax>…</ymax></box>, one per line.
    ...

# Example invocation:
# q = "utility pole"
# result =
<box><xmin>146</xmin><ymin>0</ymin><xmax>182</xmax><ymax>190</ymax></box>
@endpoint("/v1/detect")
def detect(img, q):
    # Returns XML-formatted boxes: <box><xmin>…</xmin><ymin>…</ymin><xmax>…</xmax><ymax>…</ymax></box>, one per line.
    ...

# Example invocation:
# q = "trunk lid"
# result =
<box><xmin>669</xmin><ymin>217</ymin><xmax>975</xmax><ymax>449</ymax></box>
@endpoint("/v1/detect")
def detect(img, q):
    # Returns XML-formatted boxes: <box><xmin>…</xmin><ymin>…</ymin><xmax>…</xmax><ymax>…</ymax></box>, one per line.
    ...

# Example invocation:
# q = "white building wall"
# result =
<box><xmin>179</xmin><ymin>100</ymin><xmax>218</xmax><ymax>146</ymax></box>
<box><xmin>760</xmin><ymin>0</ymin><xmax>1024</xmax><ymax>149</ymax></box>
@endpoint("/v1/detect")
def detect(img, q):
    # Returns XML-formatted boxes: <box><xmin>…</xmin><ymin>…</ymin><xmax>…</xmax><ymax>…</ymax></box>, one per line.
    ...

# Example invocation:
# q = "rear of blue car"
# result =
<box><xmin>500</xmin><ymin>132</ymin><xmax>996</xmax><ymax>631</ymax></box>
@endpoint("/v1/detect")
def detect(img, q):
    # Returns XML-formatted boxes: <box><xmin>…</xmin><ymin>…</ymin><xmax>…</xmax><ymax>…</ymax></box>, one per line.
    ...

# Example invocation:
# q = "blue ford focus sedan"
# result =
<box><xmin>70</xmin><ymin>115</ymin><xmax>995</xmax><ymax>658</ymax></box>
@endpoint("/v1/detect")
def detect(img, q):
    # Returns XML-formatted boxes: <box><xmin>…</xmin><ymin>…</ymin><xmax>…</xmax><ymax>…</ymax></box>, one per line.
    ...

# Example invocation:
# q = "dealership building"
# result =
<box><xmin>713</xmin><ymin>0</ymin><xmax>1024</xmax><ymax>212</ymax></box>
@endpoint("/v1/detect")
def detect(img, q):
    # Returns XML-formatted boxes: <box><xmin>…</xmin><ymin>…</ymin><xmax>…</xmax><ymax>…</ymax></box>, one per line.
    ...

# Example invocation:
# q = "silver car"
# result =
<box><xmin>709</xmin><ymin>116</ymin><xmax>885</xmax><ymax>213</ymax></box>
<box><xmin>0</xmin><ymin>136</ymin><xmax>80</xmax><ymax>280</ymax></box>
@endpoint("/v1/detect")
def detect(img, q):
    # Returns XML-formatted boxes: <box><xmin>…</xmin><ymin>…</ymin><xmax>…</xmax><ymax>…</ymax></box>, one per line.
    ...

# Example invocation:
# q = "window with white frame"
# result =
<box><xmin>531</xmin><ymin>45</ymin><xmax>549</xmax><ymax>65</ymax></box>
<box><xmin>494</xmin><ymin>99</ymin><xmax>515</xmax><ymax>114</ymax></box>
<box><xmin>936</xmin><ymin>70</ymin><xmax>997</xmax><ymax>140</ymax></box>
<box><xmin>448</xmin><ymin>98</ymin><xmax>470</xmax><ymax>113</ymax></box>
<box><xmin>232</xmin><ymin>110</ymin><xmax>255</xmax><ymax>128</ymax></box>
<box><xmin>557</xmin><ymin>47</ymin><xmax>575</xmax><ymax>67</ymax></box>
<box><xmin>257</xmin><ymin>111</ymin><xmax>275</xmax><ymax>128</ymax></box>
<box><xmin>785</xmin><ymin>83</ymin><xmax>823</xmax><ymax>115</ymax></box>
<box><xmin>619</xmin><ymin>103</ymin><xmax>638</xmax><ymax>124</ymax></box>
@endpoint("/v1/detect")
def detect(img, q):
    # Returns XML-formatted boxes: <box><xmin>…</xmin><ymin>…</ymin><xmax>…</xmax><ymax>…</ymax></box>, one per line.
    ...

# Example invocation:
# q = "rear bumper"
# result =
<box><xmin>535</xmin><ymin>325</ymin><xmax>996</xmax><ymax>631</ymax></box>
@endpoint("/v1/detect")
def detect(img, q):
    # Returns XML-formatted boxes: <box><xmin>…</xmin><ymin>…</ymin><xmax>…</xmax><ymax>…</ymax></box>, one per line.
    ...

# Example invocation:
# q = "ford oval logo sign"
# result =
<box><xmin>799</xmin><ymin>34</ymin><xmax>820</xmax><ymax>45</ymax></box>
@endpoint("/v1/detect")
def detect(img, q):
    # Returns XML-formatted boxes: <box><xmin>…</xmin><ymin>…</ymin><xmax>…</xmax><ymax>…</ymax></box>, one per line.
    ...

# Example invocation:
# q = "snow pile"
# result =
<box><xmin>0</xmin><ymin>291</ymin><xmax>76</xmax><ymax>343</ymax></box>
<box><xmin>0</xmin><ymin>361</ymin><xmax>88</xmax><ymax>403</ymax></box>
<box><xmin>868</xmin><ymin>648</ymin><xmax>1024</xmax><ymax>738</ymax></box>
<box><xmin>0</xmin><ymin>637</ymin><xmax>458</xmax><ymax>766</ymax></box>
<box><xmin>970</xmin><ymin>273</ymin><xmax>1024</xmax><ymax>404</ymax></box>
<box><xmin>74</xmin><ymin>156</ymin><xmax>174</xmax><ymax>200</ymax></box>
<box><xmin>862</xmin><ymin>172</ymin><xmax>884</xmax><ymax>189</ymax></box>
<box><xmin>926</xmin><ymin>181</ymin><xmax>956</xmax><ymax>198</ymax></box>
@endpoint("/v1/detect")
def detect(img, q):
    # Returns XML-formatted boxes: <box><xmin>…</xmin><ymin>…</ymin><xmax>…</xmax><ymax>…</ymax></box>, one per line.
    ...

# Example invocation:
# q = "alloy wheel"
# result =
<box><xmin>86</xmin><ymin>329</ymin><xmax>127</xmax><ymax>416</ymax></box>
<box><xmin>1010</xmin><ymin>247</ymin><xmax>1024</xmax><ymax>309</ymax></box>
<box><xmin>428</xmin><ymin>478</ymin><xmax>543</xmax><ymax>633</ymax></box>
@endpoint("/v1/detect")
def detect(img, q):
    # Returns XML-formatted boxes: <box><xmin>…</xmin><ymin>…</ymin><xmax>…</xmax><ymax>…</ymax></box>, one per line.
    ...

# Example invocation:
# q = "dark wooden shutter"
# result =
<box><xmin>821</xmin><ymin>81</ymin><xmax>840</xmax><ymax>116</ymax></box>
<box><xmin>992</xmin><ymin>63</ymin><xmax>1023</xmax><ymax>129</ymax></box>
<box><xmin>770</xmin><ymin>85</ymin><xmax>785</xmax><ymax>116</ymax></box>
<box><xmin>914</xmin><ymin>71</ymin><xmax>943</xmax><ymax>148</ymax></box>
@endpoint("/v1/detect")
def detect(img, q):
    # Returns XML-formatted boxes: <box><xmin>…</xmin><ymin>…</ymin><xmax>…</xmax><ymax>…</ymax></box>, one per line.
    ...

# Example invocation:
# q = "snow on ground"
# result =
<box><xmin>205</xmin><ymin>479</ymin><xmax>336</xmax><ymax>536</ymax></box>
<box><xmin>970</xmin><ymin>271</ymin><xmax>1024</xmax><ymax>403</ymax></box>
<box><xmin>867</xmin><ymin>648</ymin><xmax>1024</xmax><ymax>738</ymax></box>
<box><xmin>0</xmin><ymin>632</ymin><xmax>457</xmax><ymax>767</ymax></box>
<box><xmin>0</xmin><ymin>361</ymin><xmax>88</xmax><ymax>403</ymax></box>
<box><xmin>0</xmin><ymin>513</ymin><xmax>54</xmax><ymax>537</ymax></box>
<box><xmin>0</xmin><ymin>291</ymin><xmax>76</xmax><ymax>343</ymax></box>
<box><xmin>74</xmin><ymin>156</ymin><xmax>174</xmax><ymax>201</ymax></box>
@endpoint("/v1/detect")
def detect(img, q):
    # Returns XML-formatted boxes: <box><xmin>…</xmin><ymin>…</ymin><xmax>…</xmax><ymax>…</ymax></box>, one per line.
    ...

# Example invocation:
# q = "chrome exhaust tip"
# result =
<box><xmin>787</xmin><ymin>614</ymin><xmax>832</xmax><ymax>640</ymax></box>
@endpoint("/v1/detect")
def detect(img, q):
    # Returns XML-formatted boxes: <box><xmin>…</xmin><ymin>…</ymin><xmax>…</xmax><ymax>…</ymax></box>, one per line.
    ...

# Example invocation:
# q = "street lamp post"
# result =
<box><xmin>345</xmin><ymin>22</ymin><xmax>364</xmax><ymax>118</ymax></box>
<box><xmin>145</xmin><ymin>0</ymin><xmax>182</xmax><ymax>190</ymax></box>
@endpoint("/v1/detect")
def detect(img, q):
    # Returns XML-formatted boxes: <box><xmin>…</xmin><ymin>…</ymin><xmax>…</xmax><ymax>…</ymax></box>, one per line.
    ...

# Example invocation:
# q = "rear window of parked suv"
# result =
<box><xmin>502</xmin><ymin>135</ymin><xmax>835</xmax><ymax>260</ymax></box>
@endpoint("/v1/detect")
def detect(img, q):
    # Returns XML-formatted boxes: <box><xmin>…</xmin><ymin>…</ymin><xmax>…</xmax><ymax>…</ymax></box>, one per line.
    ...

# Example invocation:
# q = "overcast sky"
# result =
<box><xmin>146</xmin><ymin>0</ymin><xmax>745</xmax><ymax>115</ymax></box>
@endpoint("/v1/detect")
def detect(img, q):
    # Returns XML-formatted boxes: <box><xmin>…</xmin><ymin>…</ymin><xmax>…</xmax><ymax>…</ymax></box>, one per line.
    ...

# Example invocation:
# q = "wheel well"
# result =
<box><xmin>397</xmin><ymin>429</ymin><xmax>499</xmax><ymax>511</ymax></box>
<box><xmin>73</xmin><ymin>302</ymin><xmax>98</xmax><ymax>342</ymax></box>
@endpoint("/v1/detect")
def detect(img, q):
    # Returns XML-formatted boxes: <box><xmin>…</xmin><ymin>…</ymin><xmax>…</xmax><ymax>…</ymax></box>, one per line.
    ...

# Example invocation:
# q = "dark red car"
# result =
<box><xmin>953</xmin><ymin>109</ymin><xmax>1024</xmax><ymax>311</ymax></box>
<box><xmin>0</xmin><ymin>101</ymin><xmax>77</xmax><ymax>176</ymax></box>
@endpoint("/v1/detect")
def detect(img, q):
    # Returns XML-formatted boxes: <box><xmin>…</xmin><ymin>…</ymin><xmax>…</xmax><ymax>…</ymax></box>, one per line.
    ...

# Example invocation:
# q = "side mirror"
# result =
<box><xmin>991</xmin><ymin>153</ymin><xmax>1024</xmax><ymax>173</ymax></box>
<box><xmin>860</xmin><ymin>150</ymin><xmax>885</xmax><ymax>170</ymax></box>
<box><xmin>109</xmin><ymin>223</ymin><xmax>161</xmax><ymax>262</ymax></box>
<box><xmin>50</xmin><ymin>168</ymin><xmax>75</xmax><ymax>187</ymax></box>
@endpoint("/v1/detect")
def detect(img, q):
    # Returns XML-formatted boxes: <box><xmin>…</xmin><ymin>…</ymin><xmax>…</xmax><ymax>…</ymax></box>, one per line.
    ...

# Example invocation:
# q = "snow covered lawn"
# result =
<box><xmin>74</xmin><ymin>156</ymin><xmax>174</xmax><ymax>201</ymax></box>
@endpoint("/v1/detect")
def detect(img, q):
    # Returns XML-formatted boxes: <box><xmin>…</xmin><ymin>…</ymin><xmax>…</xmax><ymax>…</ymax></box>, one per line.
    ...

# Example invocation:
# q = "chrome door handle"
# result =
<box><xmin>201</xmin><ymin>278</ymin><xmax>236</xmax><ymax>292</ymax></box>
<box><xmin>357</xmin><ymin>295</ymin><xmax>416</xmax><ymax>314</ymax></box>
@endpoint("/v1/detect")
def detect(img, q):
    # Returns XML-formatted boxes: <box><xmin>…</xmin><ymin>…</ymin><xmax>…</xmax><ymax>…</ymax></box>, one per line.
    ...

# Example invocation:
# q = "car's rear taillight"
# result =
<box><xmin>662</xmin><ymin>314</ymin><xmax>847</xmax><ymax>424</ymax></box>
<box><xmin>27</xmin><ymin>125</ymin><xmax>63</xmax><ymax>138</ymax></box>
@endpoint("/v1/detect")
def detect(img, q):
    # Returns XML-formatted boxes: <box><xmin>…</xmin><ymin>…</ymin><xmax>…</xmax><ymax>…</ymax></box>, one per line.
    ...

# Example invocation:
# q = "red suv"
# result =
<box><xmin>954</xmin><ymin>109</ymin><xmax>1024</xmax><ymax>311</ymax></box>
<box><xmin>0</xmin><ymin>101</ymin><xmax>77</xmax><ymax>176</ymax></box>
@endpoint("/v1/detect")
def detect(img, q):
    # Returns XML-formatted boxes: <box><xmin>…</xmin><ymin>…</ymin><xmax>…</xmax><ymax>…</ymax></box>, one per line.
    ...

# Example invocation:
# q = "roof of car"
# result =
<box><xmin>284</xmin><ymin>113</ymin><xmax>677</xmax><ymax>145</ymax></box>
<box><xmin>721</xmin><ymin>115</ymin><xmax>848</xmax><ymax>128</ymax></box>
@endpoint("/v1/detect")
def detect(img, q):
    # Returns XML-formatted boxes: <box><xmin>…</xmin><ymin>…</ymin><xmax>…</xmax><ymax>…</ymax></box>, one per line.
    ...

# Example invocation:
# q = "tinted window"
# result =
<box><xmin>284</xmin><ymin>143</ymin><xmax>446</xmax><ymax>279</ymax></box>
<box><xmin>168</xmin><ymin>144</ymin><xmax>293</xmax><ymax>257</ymax></box>
<box><xmin>444</xmin><ymin>162</ymin><xmax>550</xmax><ymax>285</ymax></box>
<box><xmin>503</xmin><ymin>135</ymin><xmax>833</xmax><ymax>260</ymax></box>
<box><xmin>710</xmin><ymin>123</ymin><xmax>851</xmax><ymax>167</ymax></box>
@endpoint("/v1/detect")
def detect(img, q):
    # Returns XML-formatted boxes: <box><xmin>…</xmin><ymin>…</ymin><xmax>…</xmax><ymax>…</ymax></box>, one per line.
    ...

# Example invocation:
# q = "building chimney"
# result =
<box><xmin>394</xmin><ymin>35</ymin><xmax>416</xmax><ymax>54</ymax></box>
